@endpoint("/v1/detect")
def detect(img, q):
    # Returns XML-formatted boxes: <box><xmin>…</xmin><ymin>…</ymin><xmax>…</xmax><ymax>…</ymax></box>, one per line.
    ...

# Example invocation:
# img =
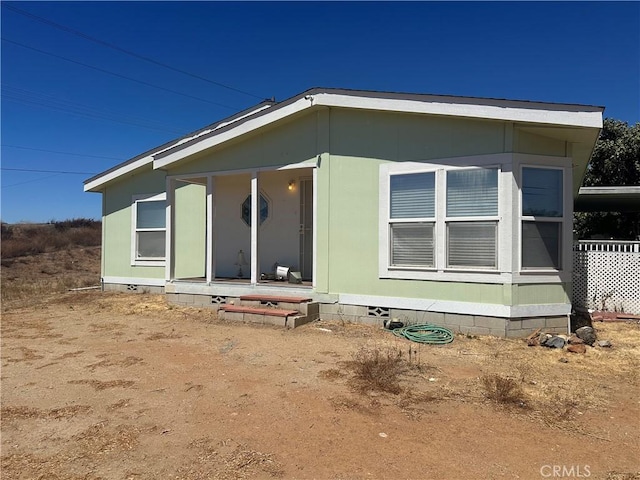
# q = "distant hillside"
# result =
<box><xmin>1</xmin><ymin>219</ymin><xmax>102</xmax><ymax>308</ymax></box>
<box><xmin>1</xmin><ymin>219</ymin><xmax>101</xmax><ymax>258</ymax></box>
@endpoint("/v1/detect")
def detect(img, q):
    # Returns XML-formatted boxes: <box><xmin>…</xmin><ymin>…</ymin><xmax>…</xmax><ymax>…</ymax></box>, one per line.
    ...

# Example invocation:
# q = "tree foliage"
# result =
<box><xmin>574</xmin><ymin>119</ymin><xmax>640</xmax><ymax>240</ymax></box>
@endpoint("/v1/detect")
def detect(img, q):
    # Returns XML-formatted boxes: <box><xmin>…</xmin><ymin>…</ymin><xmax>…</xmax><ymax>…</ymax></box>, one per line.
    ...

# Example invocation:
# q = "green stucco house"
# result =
<box><xmin>84</xmin><ymin>88</ymin><xmax>604</xmax><ymax>336</ymax></box>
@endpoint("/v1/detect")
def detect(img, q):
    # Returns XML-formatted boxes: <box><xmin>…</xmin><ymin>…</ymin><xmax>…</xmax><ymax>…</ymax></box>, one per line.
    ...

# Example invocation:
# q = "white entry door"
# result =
<box><xmin>299</xmin><ymin>178</ymin><xmax>313</xmax><ymax>281</ymax></box>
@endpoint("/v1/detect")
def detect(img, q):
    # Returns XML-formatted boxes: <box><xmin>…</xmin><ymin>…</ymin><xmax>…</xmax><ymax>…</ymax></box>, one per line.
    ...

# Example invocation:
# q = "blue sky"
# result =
<box><xmin>2</xmin><ymin>1</ymin><xmax>638</xmax><ymax>223</ymax></box>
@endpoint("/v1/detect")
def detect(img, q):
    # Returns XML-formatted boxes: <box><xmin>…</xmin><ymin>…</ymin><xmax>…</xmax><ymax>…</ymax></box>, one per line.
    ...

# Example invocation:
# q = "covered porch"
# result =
<box><xmin>164</xmin><ymin>165</ymin><xmax>317</xmax><ymax>295</ymax></box>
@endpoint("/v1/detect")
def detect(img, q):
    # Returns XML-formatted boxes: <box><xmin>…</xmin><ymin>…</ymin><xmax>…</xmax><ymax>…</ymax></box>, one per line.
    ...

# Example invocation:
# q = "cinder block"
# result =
<box><xmin>356</xmin><ymin>316</ymin><xmax>383</xmax><ymax>327</ymax></box>
<box><xmin>508</xmin><ymin>320</ymin><xmax>522</xmax><ymax>331</ymax></box>
<box><xmin>339</xmin><ymin>304</ymin><xmax>367</xmax><ymax>316</ymax></box>
<box><xmin>545</xmin><ymin>316</ymin><xmax>569</xmax><ymax>330</ymax></box>
<box><xmin>176</xmin><ymin>294</ymin><xmax>195</xmax><ymax>305</ymax></box>
<box><xmin>474</xmin><ymin>316</ymin><xmax>507</xmax><ymax>331</ymax></box>
<box><xmin>319</xmin><ymin>313</ymin><xmax>359</xmax><ymax>324</ymax></box>
<box><xmin>286</xmin><ymin>315</ymin><xmax>312</xmax><ymax>328</ymax></box>
<box><xmin>320</xmin><ymin>303</ymin><xmax>340</xmax><ymax>315</ymax></box>
<box><xmin>444</xmin><ymin>313</ymin><xmax>474</xmax><ymax>328</ymax></box>
<box><xmin>262</xmin><ymin>315</ymin><xmax>286</xmax><ymax>327</ymax></box>
<box><xmin>419</xmin><ymin>311</ymin><xmax>446</xmax><ymax>326</ymax></box>
<box><xmin>244</xmin><ymin>313</ymin><xmax>266</xmax><ymax>324</ymax></box>
<box><xmin>240</xmin><ymin>300</ymin><xmax>262</xmax><ymax>308</ymax></box>
<box><xmin>506</xmin><ymin>329</ymin><xmax>528</xmax><ymax>339</ymax></box>
<box><xmin>306</xmin><ymin>302</ymin><xmax>319</xmax><ymax>319</ymax></box>
<box><xmin>222</xmin><ymin>311</ymin><xmax>244</xmax><ymax>322</ymax></box>
<box><xmin>457</xmin><ymin>325</ymin><xmax>491</xmax><ymax>336</ymax></box>
<box><xmin>520</xmin><ymin>317</ymin><xmax>546</xmax><ymax>330</ymax></box>
<box><xmin>191</xmin><ymin>295</ymin><xmax>212</xmax><ymax>307</ymax></box>
<box><xmin>390</xmin><ymin>309</ymin><xmax>417</xmax><ymax>324</ymax></box>
<box><xmin>165</xmin><ymin>293</ymin><xmax>179</xmax><ymax>304</ymax></box>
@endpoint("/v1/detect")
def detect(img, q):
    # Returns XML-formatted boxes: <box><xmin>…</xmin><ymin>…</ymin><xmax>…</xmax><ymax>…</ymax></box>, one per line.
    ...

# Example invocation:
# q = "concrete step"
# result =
<box><xmin>235</xmin><ymin>294</ymin><xmax>318</xmax><ymax>318</ymax></box>
<box><xmin>238</xmin><ymin>294</ymin><xmax>312</xmax><ymax>303</ymax></box>
<box><xmin>219</xmin><ymin>305</ymin><xmax>311</xmax><ymax>328</ymax></box>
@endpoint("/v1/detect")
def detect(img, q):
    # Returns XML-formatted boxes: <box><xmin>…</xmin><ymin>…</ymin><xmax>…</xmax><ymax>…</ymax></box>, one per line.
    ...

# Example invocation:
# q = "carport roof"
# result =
<box><xmin>575</xmin><ymin>186</ymin><xmax>640</xmax><ymax>212</ymax></box>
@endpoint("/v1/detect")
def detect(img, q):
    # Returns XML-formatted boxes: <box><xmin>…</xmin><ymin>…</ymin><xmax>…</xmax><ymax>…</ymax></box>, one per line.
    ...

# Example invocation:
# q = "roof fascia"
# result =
<box><xmin>84</xmin><ymin>154</ymin><xmax>153</xmax><ymax>192</ymax></box>
<box><xmin>311</xmin><ymin>92</ymin><xmax>604</xmax><ymax>129</ymax></box>
<box><xmin>153</xmin><ymin>96</ymin><xmax>312</xmax><ymax>169</ymax></box>
<box><xmin>83</xmin><ymin>100</ymin><xmax>275</xmax><ymax>192</ymax></box>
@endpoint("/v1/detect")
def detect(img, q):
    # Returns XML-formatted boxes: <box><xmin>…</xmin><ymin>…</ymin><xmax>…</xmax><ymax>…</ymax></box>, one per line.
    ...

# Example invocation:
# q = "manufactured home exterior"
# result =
<box><xmin>85</xmin><ymin>88</ymin><xmax>604</xmax><ymax>336</ymax></box>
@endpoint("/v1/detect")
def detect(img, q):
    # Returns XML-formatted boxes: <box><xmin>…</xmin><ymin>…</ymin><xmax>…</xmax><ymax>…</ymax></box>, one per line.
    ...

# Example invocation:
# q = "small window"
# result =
<box><xmin>242</xmin><ymin>193</ymin><xmax>269</xmax><ymax>226</ymax></box>
<box><xmin>521</xmin><ymin>167</ymin><xmax>563</xmax><ymax>270</ymax></box>
<box><xmin>447</xmin><ymin>168</ymin><xmax>498</xmax><ymax>217</ymax></box>
<box><xmin>388</xmin><ymin>172</ymin><xmax>435</xmax><ymax>268</ymax></box>
<box><xmin>132</xmin><ymin>193</ymin><xmax>166</xmax><ymax>264</ymax></box>
<box><xmin>522</xmin><ymin>168</ymin><xmax>562</xmax><ymax>217</ymax></box>
<box><xmin>447</xmin><ymin>221</ymin><xmax>497</xmax><ymax>268</ymax></box>
<box><xmin>522</xmin><ymin>221</ymin><xmax>561</xmax><ymax>269</ymax></box>
<box><xmin>391</xmin><ymin>222</ymin><xmax>434</xmax><ymax>266</ymax></box>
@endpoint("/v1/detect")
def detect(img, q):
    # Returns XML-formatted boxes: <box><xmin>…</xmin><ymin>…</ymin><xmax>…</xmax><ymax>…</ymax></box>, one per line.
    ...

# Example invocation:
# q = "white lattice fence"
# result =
<box><xmin>573</xmin><ymin>241</ymin><xmax>640</xmax><ymax>314</ymax></box>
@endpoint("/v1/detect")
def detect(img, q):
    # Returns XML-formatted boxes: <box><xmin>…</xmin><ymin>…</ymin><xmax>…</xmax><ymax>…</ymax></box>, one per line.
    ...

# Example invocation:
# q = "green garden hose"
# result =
<box><xmin>390</xmin><ymin>324</ymin><xmax>454</xmax><ymax>344</ymax></box>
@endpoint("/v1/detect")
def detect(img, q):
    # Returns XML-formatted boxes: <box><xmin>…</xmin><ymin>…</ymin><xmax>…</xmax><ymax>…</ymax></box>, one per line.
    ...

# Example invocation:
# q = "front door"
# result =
<box><xmin>299</xmin><ymin>177</ymin><xmax>313</xmax><ymax>281</ymax></box>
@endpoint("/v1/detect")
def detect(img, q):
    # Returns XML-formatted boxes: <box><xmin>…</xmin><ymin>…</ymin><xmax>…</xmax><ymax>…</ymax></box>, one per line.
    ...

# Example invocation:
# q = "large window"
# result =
<box><xmin>521</xmin><ymin>167</ymin><xmax>563</xmax><ymax>270</ymax></box>
<box><xmin>132</xmin><ymin>193</ymin><xmax>166</xmax><ymax>264</ymax></box>
<box><xmin>446</xmin><ymin>168</ymin><xmax>498</xmax><ymax>268</ymax></box>
<box><xmin>389</xmin><ymin>172</ymin><xmax>435</xmax><ymax>267</ymax></box>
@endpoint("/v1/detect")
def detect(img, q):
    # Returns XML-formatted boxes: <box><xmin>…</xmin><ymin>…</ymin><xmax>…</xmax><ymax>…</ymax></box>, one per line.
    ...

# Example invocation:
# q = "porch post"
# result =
<box><xmin>165</xmin><ymin>177</ymin><xmax>175</xmax><ymax>282</ymax></box>
<box><xmin>250</xmin><ymin>171</ymin><xmax>259</xmax><ymax>284</ymax></box>
<box><xmin>205</xmin><ymin>175</ymin><xmax>215</xmax><ymax>283</ymax></box>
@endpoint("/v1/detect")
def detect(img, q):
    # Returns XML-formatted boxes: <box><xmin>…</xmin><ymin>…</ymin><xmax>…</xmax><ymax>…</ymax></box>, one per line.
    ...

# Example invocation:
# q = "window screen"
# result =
<box><xmin>391</xmin><ymin>223</ymin><xmax>434</xmax><ymax>267</ymax></box>
<box><xmin>447</xmin><ymin>222</ymin><xmax>497</xmax><ymax>268</ymax></box>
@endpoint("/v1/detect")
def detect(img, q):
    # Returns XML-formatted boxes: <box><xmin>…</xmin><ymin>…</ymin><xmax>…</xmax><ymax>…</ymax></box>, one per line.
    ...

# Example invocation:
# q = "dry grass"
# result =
<box><xmin>1</xmin><ymin>219</ymin><xmax>101</xmax><ymax>258</ymax></box>
<box><xmin>68</xmin><ymin>379</ymin><xmax>136</xmax><ymax>390</ymax></box>
<box><xmin>1</xmin><ymin>219</ymin><xmax>101</xmax><ymax>309</ymax></box>
<box><xmin>2</xmin><ymin>404</ymin><xmax>92</xmax><ymax>420</ymax></box>
<box><xmin>345</xmin><ymin>345</ymin><xmax>412</xmax><ymax>394</ymax></box>
<box><xmin>481</xmin><ymin>374</ymin><xmax>527</xmax><ymax>407</ymax></box>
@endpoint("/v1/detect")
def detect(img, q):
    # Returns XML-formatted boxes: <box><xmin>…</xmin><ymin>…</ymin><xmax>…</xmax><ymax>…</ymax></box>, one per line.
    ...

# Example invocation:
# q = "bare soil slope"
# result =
<box><xmin>2</xmin><ymin>287</ymin><xmax>639</xmax><ymax>479</ymax></box>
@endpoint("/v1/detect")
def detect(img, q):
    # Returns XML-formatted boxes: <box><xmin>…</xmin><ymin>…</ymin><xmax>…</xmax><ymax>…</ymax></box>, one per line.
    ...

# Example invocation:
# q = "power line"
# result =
<box><xmin>3</xmin><ymin>3</ymin><xmax>266</xmax><ymax>101</ymax></box>
<box><xmin>2</xmin><ymin>168</ymin><xmax>98</xmax><ymax>175</ymax></box>
<box><xmin>2</xmin><ymin>83</ymin><xmax>185</xmax><ymax>134</ymax></box>
<box><xmin>2</xmin><ymin>172</ymin><xmax>64</xmax><ymax>189</ymax></box>
<box><xmin>1</xmin><ymin>144</ymin><xmax>124</xmax><ymax>161</ymax></box>
<box><xmin>2</xmin><ymin>38</ymin><xmax>238</xmax><ymax>111</ymax></box>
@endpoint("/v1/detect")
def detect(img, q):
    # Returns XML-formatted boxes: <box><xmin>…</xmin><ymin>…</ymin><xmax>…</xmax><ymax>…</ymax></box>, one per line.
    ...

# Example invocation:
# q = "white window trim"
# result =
<box><xmin>379</xmin><ymin>154</ymin><xmax>512</xmax><ymax>283</ymax></box>
<box><xmin>131</xmin><ymin>192</ymin><xmax>167</xmax><ymax>267</ymax></box>
<box><xmin>518</xmin><ymin>164</ymin><xmax>568</xmax><ymax>273</ymax></box>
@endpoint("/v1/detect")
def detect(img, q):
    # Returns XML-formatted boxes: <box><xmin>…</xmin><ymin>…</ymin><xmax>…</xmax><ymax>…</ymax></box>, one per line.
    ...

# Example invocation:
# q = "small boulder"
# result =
<box><xmin>539</xmin><ymin>333</ymin><xmax>551</xmax><ymax>346</ymax></box>
<box><xmin>558</xmin><ymin>357</ymin><xmax>569</xmax><ymax>363</ymax></box>
<box><xmin>567</xmin><ymin>344</ymin><xmax>587</xmax><ymax>354</ymax></box>
<box><xmin>568</xmin><ymin>335</ymin><xmax>584</xmax><ymax>345</ymax></box>
<box><xmin>575</xmin><ymin>326</ymin><xmax>596</xmax><ymax>346</ymax></box>
<box><xmin>545</xmin><ymin>336</ymin><xmax>566</xmax><ymax>349</ymax></box>
<box><xmin>597</xmin><ymin>340</ymin><xmax>612</xmax><ymax>348</ymax></box>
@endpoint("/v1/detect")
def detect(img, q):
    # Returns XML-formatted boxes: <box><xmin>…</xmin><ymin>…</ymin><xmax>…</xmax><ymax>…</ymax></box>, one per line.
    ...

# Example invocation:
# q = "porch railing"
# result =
<box><xmin>572</xmin><ymin>240</ymin><xmax>640</xmax><ymax>314</ymax></box>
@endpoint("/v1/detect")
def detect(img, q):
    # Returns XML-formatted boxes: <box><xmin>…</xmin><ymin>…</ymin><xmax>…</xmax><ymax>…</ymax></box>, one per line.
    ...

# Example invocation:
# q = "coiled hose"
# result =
<box><xmin>391</xmin><ymin>324</ymin><xmax>454</xmax><ymax>344</ymax></box>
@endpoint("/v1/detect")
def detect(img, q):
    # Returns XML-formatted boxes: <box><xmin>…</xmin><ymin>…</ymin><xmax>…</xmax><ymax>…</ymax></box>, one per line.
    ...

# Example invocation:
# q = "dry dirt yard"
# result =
<box><xmin>2</xmin><ymin>291</ymin><xmax>639</xmax><ymax>480</ymax></box>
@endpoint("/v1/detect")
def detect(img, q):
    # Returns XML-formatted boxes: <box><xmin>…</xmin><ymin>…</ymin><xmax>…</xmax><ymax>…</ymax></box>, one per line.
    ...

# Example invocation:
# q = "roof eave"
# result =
<box><xmin>153</xmin><ymin>89</ymin><xmax>604</xmax><ymax>170</ymax></box>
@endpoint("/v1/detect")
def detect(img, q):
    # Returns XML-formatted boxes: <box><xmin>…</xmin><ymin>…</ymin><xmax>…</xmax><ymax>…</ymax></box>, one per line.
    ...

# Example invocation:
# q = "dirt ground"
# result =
<box><xmin>2</xmin><ymin>291</ymin><xmax>639</xmax><ymax>480</ymax></box>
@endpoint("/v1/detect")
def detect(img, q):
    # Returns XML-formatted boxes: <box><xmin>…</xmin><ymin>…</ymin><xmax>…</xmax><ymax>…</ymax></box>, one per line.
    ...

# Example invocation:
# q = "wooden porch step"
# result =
<box><xmin>220</xmin><ymin>305</ymin><xmax>300</xmax><ymax>317</ymax></box>
<box><xmin>239</xmin><ymin>295</ymin><xmax>312</xmax><ymax>304</ymax></box>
